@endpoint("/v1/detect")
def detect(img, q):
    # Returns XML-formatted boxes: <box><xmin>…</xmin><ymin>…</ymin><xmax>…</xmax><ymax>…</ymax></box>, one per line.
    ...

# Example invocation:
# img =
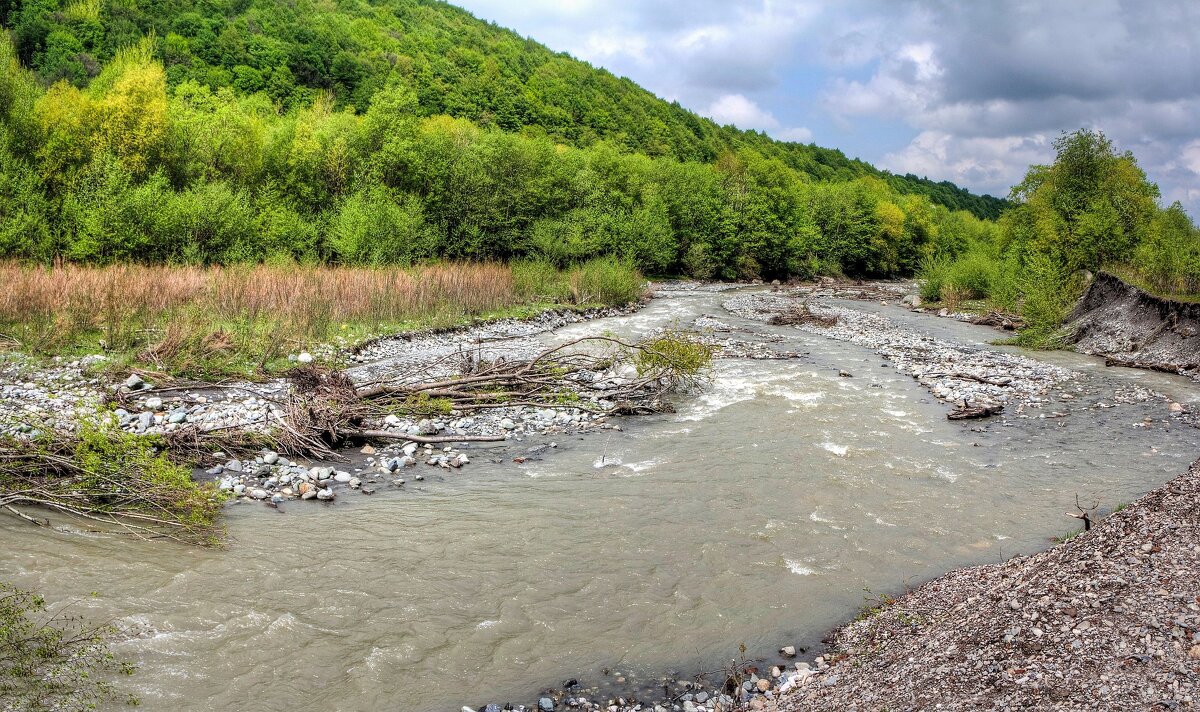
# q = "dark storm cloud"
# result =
<box><xmin>928</xmin><ymin>1</ymin><xmax>1200</xmax><ymax>105</ymax></box>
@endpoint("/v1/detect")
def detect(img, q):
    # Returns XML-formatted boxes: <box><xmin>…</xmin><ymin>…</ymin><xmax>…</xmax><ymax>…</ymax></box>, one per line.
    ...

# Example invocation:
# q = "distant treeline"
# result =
<box><xmin>1</xmin><ymin>0</ymin><xmax>1005</xmax><ymax>219</ymax></box>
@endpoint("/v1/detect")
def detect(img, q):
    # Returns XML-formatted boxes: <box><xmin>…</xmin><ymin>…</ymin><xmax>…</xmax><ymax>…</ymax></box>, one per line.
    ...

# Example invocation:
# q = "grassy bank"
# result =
<box><xmin>0</xmin><ymin>258</ymin><xmax>645</xmax><ymax>378</ymax></box>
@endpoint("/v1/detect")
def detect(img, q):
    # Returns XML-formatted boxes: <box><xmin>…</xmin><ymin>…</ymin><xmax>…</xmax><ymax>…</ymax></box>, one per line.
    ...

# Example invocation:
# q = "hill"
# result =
<box><xmin>0</xmin><ymin>0</ymin><xmax>1004</xmax><ymax>278</ymax></box>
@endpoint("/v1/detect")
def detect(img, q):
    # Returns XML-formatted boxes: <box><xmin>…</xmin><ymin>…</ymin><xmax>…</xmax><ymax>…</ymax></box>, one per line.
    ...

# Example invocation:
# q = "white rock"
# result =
<box><xmin>297</xmin><ymin>352</ymin><xmax>314</xmax><ymax>364</ymax></box>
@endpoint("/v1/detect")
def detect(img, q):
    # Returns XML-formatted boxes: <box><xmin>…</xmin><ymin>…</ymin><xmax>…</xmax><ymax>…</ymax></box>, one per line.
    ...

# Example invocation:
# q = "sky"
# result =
<box><xmin>453</xmin><ymin>0</ymin><xmax>1200</xmax><ymax>215</ymax></box>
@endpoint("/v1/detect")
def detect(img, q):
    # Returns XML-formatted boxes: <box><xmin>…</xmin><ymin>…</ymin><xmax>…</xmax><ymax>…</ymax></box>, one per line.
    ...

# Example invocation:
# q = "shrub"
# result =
<box><xmin>570</xmin><ymin>258</ymin><xmax>644</xmax><ymax>305</ymax></box>
<box><xmin>1015</xmin><ymin>254</ymin><xmax>1080</xmax><ymax>348</ymax></box>
<box><xmin>989</xmin><ymin>258</ymin><xmax>1022</xmax><ymax>312</ymax></box>
<box><xmin>329</xmin><ymin>187</ymin><xmax>430</xmax><ymax>265</ymax></box>
<box><xmin>0</xmin><ymin>582</ymin><xmax>138</xmax><ymax>710</ymax></box>
<box><xmin>512</xmin><ymin>259</ymin><xmax>572</xmax><ymax>303</ymax></box>
<box><xmin>944</xmin><ymin>249</ymin><xmax>997</xmax><ymax>300</ymax></box>
<box><xmin>917</xmin><ymin>255</ymin><xmax>949</xmax><ymax>302</ymax></box>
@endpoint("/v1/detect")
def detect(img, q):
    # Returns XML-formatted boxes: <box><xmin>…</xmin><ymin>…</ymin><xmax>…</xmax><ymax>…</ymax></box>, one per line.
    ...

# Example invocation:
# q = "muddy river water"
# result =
<box><xmin>3</xmin><ymin>288</ymin><xmax>1200</xmax><ymax>711</ymax></box>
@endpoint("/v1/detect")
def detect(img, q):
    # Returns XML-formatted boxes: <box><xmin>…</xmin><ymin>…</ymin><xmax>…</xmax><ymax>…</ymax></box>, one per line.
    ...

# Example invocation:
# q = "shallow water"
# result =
<box><xmin>4</xmin><ymin>289</ymin><xmax>1199</xmax><ymax>711</ymax></box>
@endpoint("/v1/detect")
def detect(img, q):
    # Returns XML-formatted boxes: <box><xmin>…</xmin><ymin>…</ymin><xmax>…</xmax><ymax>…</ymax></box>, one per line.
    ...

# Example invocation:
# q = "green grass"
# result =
<box><xmin>1103</xmin><ymin>265</ymin><xmax>1200</xmax><ymax>304</ymax></box>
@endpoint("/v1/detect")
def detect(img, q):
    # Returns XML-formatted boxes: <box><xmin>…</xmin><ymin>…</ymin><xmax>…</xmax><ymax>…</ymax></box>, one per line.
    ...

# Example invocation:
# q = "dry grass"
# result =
<box><xmin>0</xmin><ymin>261</ymin><xmax>641</xmax><ymax>377</ymax></box>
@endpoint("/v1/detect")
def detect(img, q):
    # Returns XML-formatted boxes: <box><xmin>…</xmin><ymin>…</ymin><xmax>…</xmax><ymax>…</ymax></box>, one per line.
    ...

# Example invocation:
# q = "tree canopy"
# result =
<box><xmin>0</xmin><ymin>0</ymin><xmax>1010</xmax><ymax>278</ymax></box>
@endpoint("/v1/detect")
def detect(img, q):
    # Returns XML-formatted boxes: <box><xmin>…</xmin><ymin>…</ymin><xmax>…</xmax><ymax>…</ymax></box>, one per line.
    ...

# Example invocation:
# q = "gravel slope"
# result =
<box><xmin>785</xmin><ymin>457</ymin><xmax>1200</xmax><ymax>711</ymax></box>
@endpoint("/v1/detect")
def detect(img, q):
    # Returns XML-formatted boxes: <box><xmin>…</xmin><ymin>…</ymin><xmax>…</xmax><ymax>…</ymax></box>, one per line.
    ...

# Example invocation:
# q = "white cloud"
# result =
<box><xmin>818</xmin><ymin>3</ymin><xmax>1200</xmax><ymax>213</ymax></box>
<box><xmin>880</xmin><ymin>132</ymin><xmax>1051</xmax><ymax>198</ymax></box>
<box><xmin>1179</xmin><ymin>140</ymin><xmax>1200</xmax><ymax>176</ymax></box>
<box><xmin>705</xmin><ymin>94</ymin><xmax>780</xmax><ymax>130</ymax></box>
<box><xmin>776</xmin><ymin>126</ymin><xmax>814</xmax><ymax>143</ymax></box>
<box><xmin>579</xmin><ymin>33</ymin><xmax>650</xmax><ymax>65</ymax></box>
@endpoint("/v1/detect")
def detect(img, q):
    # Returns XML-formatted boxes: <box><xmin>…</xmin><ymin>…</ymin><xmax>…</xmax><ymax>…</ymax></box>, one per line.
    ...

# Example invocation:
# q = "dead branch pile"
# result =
<box><xmin>769</xmin><ymin>302</ymin><xmax>839</xmax><ymax>328</ymax></box>
<box><xmin>0</xmin><ymin>432</ymin><xmax>225</xmax><ymax>545</ymax></box>
<box><xmin>283</xmin><ymin>333</ymin><xmax>712</xmax><ymax>452</ymax></box>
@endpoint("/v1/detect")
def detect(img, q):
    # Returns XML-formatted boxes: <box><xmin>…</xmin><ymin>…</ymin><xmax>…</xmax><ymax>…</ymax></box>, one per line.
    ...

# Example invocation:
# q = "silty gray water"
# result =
<box><xmin>2</xmin><ymin>287</ymin><xmax>1198</xmax><ymax>711</ymax></box>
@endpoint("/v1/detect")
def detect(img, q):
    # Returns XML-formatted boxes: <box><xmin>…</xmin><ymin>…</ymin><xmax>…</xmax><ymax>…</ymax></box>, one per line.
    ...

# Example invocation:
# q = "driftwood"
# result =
<box><xmin>970</xmin><ymin>310</ymin><xmax>1023</xmax><ymax>331</ymax></box>
<box><xmin>926</xmin><ymin>372</ymin><xmax>1014</xmax><ymax>387</ymax></box>
<box><xmin>1067</xmin><ymin>494</ymin><xmax>1100</xmax><ymax>531</ymax></box>
<box><xmin>769</xmin><ymin>301</ymin><xmax>838</xmax><ymax>327</ymax></box>
<box><xmin>274</xmin><ymin>333</ymin><xmax>711</xmax><ymax>456</ymax></box>
<box><xmin>1104</xmin><ymin>355</ymin><xmax>1197</xmax><ymax>375</ymax></box>
<box><xmin>947</xmin><ymin>403</ymin><xmax>1004</xmax><ymax>420</ymax></box>
<box><xmin>343</xmin><ymin>430</ymin><xmax>506</xmax><ymax>444</ymax></box>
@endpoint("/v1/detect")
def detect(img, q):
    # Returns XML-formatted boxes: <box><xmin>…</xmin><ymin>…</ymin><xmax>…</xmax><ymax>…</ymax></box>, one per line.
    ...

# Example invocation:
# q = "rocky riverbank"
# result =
<box><xmin>6</xmin><ymin>281</ymin><xmax>1199</xmax><ymax>712</ymax></box>
<box><xmin>722</xmin><ymin>288</ymin><xmax>1191</xmax><ymax>426</ymax></box>
<box><xmin>0</xmin><ymin>305</ymin><xmax>641</xmax><ymax>439</ymax></box>
<box><xmin>780</xmin><ymin>455</ymin><xmax>1200</xmax><ymax>711</ymax></box>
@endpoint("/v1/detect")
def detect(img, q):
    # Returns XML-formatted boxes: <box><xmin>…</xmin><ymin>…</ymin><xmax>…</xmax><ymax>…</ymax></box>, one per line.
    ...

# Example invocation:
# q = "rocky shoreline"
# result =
<box><xmin>723</xmin><ymin>288</ymin><xmax>1190</xmax><ymax>426</ymax></box>
<box><xmin>449</xmin><ymin>288</ymin><xmax>1196</xmax><ymax>712</ymax></box>
<box><xmin>0</xmin><ymin>304</ymin><xmax>650</xmax><ymax>507</ymax></box>
<box><xmin>784</xmin><ymin>455</ymin><xmax>1200</xmax><ymax>711</ymax></box>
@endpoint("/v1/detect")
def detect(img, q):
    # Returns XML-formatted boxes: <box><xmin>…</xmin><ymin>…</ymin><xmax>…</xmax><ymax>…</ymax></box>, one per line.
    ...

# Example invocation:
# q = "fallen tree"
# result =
<box><xmin>0</xmin><ymin>422</ymin><xmax>225</xmax><ymax>545</ymax></box>
<box><xmin>947</xmin><ymin>403</ymin><xmax>1004</xmax><ymax>420</ymax></box>
<box><xmin>768</xmin><ymin>301</ymin><xmax>839</xmax><ymax>328</ymax></box>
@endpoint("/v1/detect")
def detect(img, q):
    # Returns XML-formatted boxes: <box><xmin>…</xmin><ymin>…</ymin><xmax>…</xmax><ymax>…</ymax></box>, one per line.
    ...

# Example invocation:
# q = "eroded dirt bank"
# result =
<box><xmin>1068</xmin><ymin>272</ymin><xmax>1200</xmax><ymax>379</ymax></box>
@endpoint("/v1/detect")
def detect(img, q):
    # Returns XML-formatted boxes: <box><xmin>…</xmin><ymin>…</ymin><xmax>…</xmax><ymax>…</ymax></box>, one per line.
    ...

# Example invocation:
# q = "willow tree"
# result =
<box><xmin>1002</xmin><ymin>129</ymin><xmax>1160</xmax><ymax>271</ymax></box>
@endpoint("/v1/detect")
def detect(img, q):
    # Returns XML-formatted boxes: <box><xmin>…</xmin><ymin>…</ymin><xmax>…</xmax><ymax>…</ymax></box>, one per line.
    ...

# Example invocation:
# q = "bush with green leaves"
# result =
<box><xmin>1014</xmin><ymin>254</ymin><xmax>1080</xmax><ymax>348</ymax></box>
<box><xmin>570</xmin><ymin>258</ymin><xmax>645</xmax><ymax>305</ymax></box>
<box><xmin>0</xmin><ymin>582</ymin><xmax>138</xmax><ymax>711</ymax></box>
<box><xmin>0</xmin><ymin>419</ymin><xmax>226</xmax><ymax>545</ymax></box>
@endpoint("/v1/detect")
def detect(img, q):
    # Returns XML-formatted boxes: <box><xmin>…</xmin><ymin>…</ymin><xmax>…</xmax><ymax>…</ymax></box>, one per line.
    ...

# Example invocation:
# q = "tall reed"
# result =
<box><xmin>0</xmin><ymin>260</ymin><xmax>643</xmax><ymax>375</ymax></box>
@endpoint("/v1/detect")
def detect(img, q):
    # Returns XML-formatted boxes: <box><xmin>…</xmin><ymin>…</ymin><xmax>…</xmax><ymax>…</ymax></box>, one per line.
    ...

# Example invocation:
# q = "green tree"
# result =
<box><xmin>1005</xmin><ymin>129</ymin><xmax>1159</xmax><ymax>271</ymax></box>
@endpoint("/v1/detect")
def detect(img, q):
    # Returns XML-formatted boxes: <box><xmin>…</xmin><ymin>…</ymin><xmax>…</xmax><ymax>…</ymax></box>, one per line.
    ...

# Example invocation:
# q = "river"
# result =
<box><xmin>3</xmin><ymin>287</ymin><xmax>1199</xmax><ymax>710</ymax></box>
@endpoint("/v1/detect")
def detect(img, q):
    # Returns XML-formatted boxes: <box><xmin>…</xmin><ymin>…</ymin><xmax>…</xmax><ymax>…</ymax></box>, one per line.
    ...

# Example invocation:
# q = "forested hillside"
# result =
<box><xmin>0</xmin><ymin>0</ymin><xmax>1005</xmax><ymax>278</ymax></box>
